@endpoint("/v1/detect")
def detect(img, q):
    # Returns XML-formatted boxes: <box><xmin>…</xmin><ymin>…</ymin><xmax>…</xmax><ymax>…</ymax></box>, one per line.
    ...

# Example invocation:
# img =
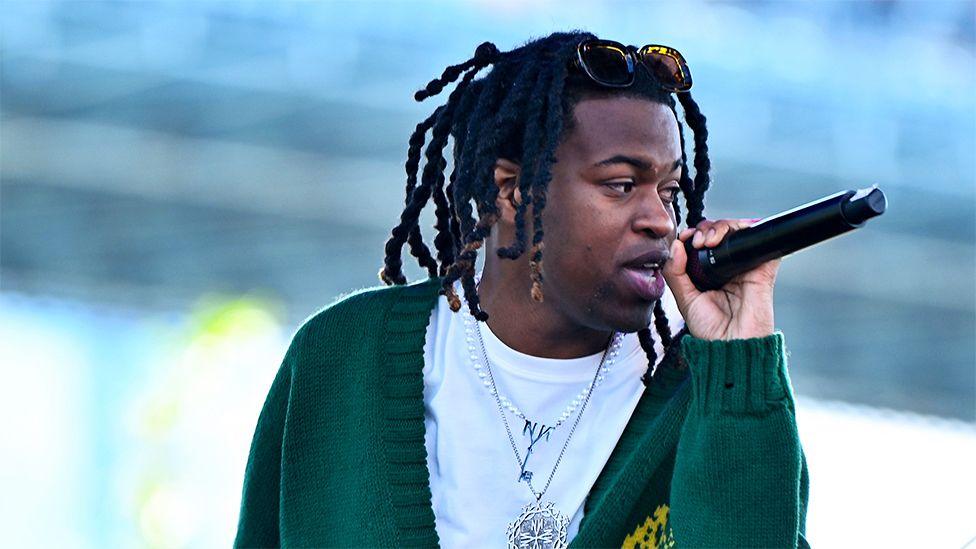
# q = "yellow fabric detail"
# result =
<box><xmin>621</xmin><ymin>504</ymin><xmax>675</xmax><ymax>549</ymax></box>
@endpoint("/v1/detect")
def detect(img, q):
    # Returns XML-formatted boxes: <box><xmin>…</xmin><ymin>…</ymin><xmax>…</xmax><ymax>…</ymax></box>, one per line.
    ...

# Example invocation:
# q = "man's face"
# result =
<box><xmin>541</xmin><ymin>97</ymin><xmax>682</xmax><ymax>333</ymax></box>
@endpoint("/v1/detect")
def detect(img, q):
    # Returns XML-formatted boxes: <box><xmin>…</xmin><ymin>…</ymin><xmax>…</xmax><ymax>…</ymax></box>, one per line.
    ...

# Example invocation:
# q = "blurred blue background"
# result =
<box><xmin>1</xmin><ymin>1</ymin><xmax>974</xmax><ymax>547</ymax></box>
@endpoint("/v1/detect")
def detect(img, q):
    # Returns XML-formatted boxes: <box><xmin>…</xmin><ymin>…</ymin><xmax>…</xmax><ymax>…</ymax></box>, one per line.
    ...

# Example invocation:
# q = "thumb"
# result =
<box><xmin>662</xmin><ymin>237</ymin><xmax>700</xmax><ymax>312</ymax></box>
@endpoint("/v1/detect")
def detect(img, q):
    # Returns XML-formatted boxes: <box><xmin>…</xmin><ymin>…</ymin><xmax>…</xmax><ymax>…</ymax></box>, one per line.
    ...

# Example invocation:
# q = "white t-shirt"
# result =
<box><xmin>422</xmin><ymin>280</ymin><xmax>684</xmax><ymax>547</ymax></box>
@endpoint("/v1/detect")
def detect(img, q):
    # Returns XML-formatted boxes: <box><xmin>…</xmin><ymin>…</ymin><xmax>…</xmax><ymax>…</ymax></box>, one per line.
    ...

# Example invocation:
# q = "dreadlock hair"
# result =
<box><xmin>379</xmin><ymin>31</ymin><xmax>713</xmax><ymax>381</ymax></box>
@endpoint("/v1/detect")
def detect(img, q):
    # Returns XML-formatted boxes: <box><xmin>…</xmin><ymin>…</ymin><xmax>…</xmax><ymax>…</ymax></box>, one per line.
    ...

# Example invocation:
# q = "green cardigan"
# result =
<box><xmin>234</xmin><ymin>277</ymin><xmax>810</xmax><ymax>548</ymax></box>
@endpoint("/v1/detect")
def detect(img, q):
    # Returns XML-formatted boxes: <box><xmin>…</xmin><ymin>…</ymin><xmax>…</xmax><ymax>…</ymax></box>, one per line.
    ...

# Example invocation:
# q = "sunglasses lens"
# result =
<box><xmin>580</xmin><ymin>43</ymin><xmax>633</xmax><ymax>86</ymax></box>
<box><xmin>641</xmin><ymin>46</ymin><xmax>692</xmax><ymax>91</ymax></box>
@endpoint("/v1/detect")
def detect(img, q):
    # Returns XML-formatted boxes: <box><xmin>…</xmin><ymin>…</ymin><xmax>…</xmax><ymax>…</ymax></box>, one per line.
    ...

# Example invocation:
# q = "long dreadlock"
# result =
<box><xmin>379</xmin><ymin>31</ymin><xmax>713</xmax><ymax>382</ymax></box>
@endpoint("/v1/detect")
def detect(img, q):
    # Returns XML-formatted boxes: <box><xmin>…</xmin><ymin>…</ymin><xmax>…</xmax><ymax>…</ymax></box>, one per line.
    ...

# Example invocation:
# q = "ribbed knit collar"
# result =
<box><xmin>378</xmin><ymin>277</ymin><xmax>691</xmax><ymax>548</ymax></box>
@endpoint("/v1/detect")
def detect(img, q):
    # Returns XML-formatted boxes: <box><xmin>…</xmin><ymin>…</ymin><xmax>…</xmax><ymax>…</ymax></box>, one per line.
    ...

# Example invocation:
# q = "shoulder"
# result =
<box><xmin>284</xmin><ymin>276</ymin><xmax>443</xmax><ymax>366</ymax></box>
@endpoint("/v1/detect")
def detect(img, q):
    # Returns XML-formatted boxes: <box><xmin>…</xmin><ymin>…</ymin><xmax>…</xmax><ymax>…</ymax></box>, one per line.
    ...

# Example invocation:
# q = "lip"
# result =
<box><xmin>621</xmin><ymin>266</ymin><xmax>666</xmax><ymax>301</ymax></box>
<box><xmin>620</xmin><ymin>248</ymin><xmax>670</xmax><ymax>302</ymax></box>
<box><xmin>621</xmin><ymin>249</ymin><xmax>671</xmax><ymax>270</ymax></box>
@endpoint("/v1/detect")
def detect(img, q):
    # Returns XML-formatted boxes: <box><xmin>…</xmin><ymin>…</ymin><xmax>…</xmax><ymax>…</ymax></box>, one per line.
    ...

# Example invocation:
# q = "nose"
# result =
<box><xmin>631</xmin><ymin>190</ymin><xmax>676</xmax><ymax>239</ymax></box>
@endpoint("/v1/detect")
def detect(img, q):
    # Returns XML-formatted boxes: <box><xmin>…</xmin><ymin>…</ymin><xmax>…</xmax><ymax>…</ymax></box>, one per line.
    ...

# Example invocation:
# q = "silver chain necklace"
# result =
<box><xmin>463</xmin><ymin>311</ymin><xmax>623</xmax><ymax>432</ymax></box>
<box><xmin>462</xmin><ymin>273</ymin><xmax>624</xmax><ymax>432</ymax></box>
<box><xmin>462</xmin><ymin>309</ymin><xmax>623</xmax><ymax>484</ymax></box>
<box><xmin>468</xmin><ymin>309</ymin><xmax>615</xmax><ymax>549</ymax></box>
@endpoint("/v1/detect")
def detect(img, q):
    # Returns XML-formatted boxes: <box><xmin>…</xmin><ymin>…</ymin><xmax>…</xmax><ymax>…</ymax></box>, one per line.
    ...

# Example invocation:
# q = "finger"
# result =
<box><xmin>760</xmin><ymin>257</ymin><xmax>782</xmax><ymax>282</ymax></box>
<box><xmin>732</xmin><ymin>256</ymin><xmax>782</xmax><ymax>287</ymax></box>
<box><xmin>690</xmin><ymin>221</ymin><xmax>717</xmax><ymax>248</ymax></box>
<box><xmin>662</xmin><ymin>236</ymin><xmax>700</xmax><ymax>312</ymax></box>
<box><xmin>694</xmin><ymin>219</ymin><xmax>714</xmax><ymax>231</ymax></box>
<box><xmin>690</xmin><ymin>218</ymin><xmax>758</xmax><ymax>233</ymax></box>
<box><xmin>704</xmin><ymin>225</ymin><xmax>724</xmax><ymax>247</ymax></box>
<box><xmin>704</xmin><ymin>220</ymin><xmax>741</xmax><ymax>247</ymax></box>
<box><xmin>700</xmin><ymin>218</ymin><xmax>763</xmax><ymax>247</ymax></box>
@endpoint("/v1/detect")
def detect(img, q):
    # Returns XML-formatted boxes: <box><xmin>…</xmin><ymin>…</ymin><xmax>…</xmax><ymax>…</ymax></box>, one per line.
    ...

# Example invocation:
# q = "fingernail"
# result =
<box><xmin>706</xmin><ymin>228</ymin><xmax>716</xmax><ymax>242</ymax></box>
<box><xmin>692</xmin><ymin>231</ymin><xmax>703</xmax><ymax>247</ymax></box>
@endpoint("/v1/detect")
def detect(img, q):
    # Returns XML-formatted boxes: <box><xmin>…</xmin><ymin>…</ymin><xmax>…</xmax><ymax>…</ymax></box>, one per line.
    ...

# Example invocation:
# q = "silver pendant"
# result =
<box><xmin>518</xmin><ymin>421</ymin><xmax>553</xmax><ymax>483</ymax></box>
<box><xmin>506</xmin><ymin>500</ymin><xmax>570</xmax><ymax>549</ymax></box>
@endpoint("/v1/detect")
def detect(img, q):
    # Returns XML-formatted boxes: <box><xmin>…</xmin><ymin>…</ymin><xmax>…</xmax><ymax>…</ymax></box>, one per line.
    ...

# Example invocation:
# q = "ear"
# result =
<box><xmin>494</xmin><ymin>158</ymin><xmax>523</xmax><ymax>224</ymax></box>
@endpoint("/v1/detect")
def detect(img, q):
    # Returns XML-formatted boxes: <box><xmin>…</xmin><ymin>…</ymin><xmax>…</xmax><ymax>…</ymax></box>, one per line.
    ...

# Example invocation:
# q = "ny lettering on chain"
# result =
<box><xmin>518</xmin><ymin>420</ymin><xmax>554</xmax><ymax>483</ymax></box>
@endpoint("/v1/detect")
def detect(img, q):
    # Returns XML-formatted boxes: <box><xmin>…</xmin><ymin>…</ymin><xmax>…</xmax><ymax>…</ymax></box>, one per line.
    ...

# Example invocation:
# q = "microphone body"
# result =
<box><xmin>684</xmin><ymin>186</ymin><xmax>887</xmax><ymax>291</ymax></box>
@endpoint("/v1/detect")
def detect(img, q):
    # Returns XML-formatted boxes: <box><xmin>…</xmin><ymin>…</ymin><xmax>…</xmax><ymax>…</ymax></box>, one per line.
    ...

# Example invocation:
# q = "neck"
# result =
<box><xmin>476</xmin><ymin>259</ymin><xmax>614</xmax><ymax>359</ymax></box>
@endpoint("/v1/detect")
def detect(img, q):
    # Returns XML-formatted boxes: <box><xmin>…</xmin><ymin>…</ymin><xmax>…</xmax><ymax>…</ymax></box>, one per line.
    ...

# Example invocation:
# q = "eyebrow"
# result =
<box><xmin>592</xmin><ymin>155</ymin><xmax>682</xmax><ymax>173</ymax></box>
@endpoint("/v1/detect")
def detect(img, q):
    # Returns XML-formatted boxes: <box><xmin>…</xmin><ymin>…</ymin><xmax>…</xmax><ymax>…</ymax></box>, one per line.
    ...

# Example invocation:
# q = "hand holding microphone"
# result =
<box><xmin>663</xmin><ymin>217</ymin><xmax>781</xmax><ymax>342</ymax></box>
<box><xmin>662</xmin><ymin>185</ymin><xmax>888</xmax><ymax>342</ymax></box>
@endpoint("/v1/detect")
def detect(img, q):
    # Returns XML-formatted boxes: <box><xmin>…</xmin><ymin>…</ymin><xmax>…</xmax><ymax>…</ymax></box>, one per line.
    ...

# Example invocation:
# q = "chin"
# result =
<box><xmin>579</xmin><ymin>282</ymin><xmax>656</xmax><ymax>334</ymax></box>
<box><xmin>603</xmin><ymin>302</ymin><xmax>656</xmax><ymax>334</ymax></box>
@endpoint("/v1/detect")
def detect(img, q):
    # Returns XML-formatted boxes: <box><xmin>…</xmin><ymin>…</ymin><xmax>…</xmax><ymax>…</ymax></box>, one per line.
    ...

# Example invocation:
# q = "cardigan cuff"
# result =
<box><xmin>680</xmin><ymin>331</ymin><xmax>789</xmax><ymax>416</ymax></box>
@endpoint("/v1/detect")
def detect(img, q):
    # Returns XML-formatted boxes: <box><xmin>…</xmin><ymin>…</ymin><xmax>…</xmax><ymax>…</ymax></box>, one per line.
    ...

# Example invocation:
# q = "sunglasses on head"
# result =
<box><xmin>573</xmin><ymin>39</ymin><xmax>693</xmax><ymax>92</ymax></box>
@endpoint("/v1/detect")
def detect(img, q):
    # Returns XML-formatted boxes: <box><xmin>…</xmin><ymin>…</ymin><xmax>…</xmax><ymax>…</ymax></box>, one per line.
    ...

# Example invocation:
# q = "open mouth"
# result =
<box><xmin>621</xmin><ymin>265</ymin><xmax>665</xmax><ymax>301</ymax></box>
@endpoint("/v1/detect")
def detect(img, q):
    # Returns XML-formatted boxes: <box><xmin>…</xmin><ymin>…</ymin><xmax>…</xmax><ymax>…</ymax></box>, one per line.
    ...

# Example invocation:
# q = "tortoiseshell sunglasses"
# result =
<box><xmin>573</xmin><ymin>39</ymin><xmax>693</xmax><ymax>92</ymax></box>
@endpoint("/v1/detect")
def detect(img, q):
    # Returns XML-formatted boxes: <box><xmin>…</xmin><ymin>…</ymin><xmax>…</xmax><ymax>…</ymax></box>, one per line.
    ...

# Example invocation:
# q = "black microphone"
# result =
<box><xmin>684</xmin><ymin>185</ymin><xmax>888</xmax><ymax>291</ymax></box>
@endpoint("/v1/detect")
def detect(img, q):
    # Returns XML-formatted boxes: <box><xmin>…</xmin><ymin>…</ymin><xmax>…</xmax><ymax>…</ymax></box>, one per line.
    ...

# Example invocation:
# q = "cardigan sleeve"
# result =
<box><xmin>667</xmin><ymin>331</ymin><xmax>811</xmax><ymax>548</ymax></box>
<box><xmin>234</xmin><ymin>348</ymin><xmax>295</xmax><ymax>548</ymax></box>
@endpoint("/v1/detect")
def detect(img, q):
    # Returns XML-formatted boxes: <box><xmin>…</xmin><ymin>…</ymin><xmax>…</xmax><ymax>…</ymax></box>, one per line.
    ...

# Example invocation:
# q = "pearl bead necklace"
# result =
<box><xmin>461</xmin><ymin>305</ymin><xmax>624</xmax><ymax>428</ymax></box>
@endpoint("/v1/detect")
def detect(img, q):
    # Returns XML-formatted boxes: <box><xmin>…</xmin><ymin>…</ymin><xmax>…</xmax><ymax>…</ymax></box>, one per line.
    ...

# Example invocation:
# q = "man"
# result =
<box><xmin>235</xmin><ymin>31</ymin><xmax>809</xmax><ymax>548</ymax></box>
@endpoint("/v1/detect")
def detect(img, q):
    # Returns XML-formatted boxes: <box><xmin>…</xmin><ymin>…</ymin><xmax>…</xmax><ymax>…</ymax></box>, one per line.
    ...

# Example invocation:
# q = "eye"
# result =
<box><xmin>605</xmin><ymin>180</ymin><xmax>635</xmax><ymax>194</ymax></box>
<box><xmin>662</xmin><ymin>186</ymin><xmax>681</xmax><ymax>202</ymax></box>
